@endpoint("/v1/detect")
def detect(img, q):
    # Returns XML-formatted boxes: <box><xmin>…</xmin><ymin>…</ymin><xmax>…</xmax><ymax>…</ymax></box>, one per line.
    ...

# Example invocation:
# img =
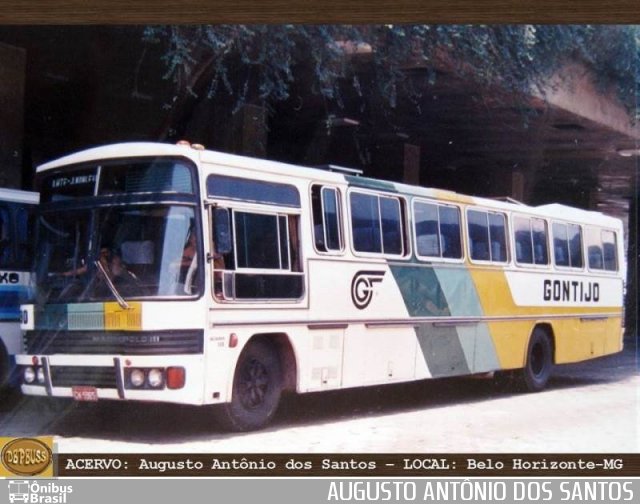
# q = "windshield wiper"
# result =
<box><xmin>94</xmin><ymin>260</ymin><xmax>130</xmax><ymax>310</ymax></box>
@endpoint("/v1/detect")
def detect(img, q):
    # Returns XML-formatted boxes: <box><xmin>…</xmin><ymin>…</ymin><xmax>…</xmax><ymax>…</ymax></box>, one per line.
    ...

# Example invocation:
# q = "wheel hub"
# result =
<box><xmin>239</xmin><ymin>358</ymin><xmax>269</xmax><ymax>409</ymax></box>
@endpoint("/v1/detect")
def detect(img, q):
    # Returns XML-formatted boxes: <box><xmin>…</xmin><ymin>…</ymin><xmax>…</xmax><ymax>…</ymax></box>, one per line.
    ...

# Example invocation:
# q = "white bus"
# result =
<box><xmin>18</xmin><ymin>142</ymin><xmax>625</xmax><ymax>430</ymax></box>
<box><xmin>0</xmin><ymin>188</ymin><xmax>38</xmax><ymax>392</ymax></box>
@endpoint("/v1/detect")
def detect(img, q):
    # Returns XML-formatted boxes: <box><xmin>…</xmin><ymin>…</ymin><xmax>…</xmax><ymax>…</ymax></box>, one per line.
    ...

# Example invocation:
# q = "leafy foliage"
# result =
<box><xmin>144</xmin><ymin>25</ymin><xmax>639</xmax><ymax>121</ymax></box>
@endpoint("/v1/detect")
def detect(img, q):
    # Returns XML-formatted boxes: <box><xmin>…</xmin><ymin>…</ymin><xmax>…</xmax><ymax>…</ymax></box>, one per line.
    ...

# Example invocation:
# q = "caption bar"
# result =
<box><xmin>58</xmin><ymin>453</ymin><xmax>640</xmax><ymax>477</ymax></box>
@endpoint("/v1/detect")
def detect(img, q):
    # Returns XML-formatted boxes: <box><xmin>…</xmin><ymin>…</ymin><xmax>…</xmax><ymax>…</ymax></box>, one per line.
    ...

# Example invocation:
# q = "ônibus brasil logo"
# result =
<box><xmin>351</xmin><ymin>270</ymin><xmax>385</xmax><ymax>309</ymax></box>
<box><xmin>8</xmin><ymin>481</ymin><xmax>73</xmax><ymax>504</ymax></box>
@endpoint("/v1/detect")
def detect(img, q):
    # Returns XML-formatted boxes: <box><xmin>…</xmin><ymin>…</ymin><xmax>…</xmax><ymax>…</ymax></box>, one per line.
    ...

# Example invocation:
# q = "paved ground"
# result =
<box><xmin>0</xmin><ymin>343</ymin><xmax>637</xmax><ymax>453</ymax></box>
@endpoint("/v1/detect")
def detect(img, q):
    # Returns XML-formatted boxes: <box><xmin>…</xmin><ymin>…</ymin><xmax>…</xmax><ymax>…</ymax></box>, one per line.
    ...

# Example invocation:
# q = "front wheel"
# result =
<box><xmin>213</xmin><ymin>338</ymin><xmax>283</xmax><ymax>431</ymax></box>
<box><xmin>519</xmin><ymin>328</ymin><xmax>554</xmax><ymax>392</ymax></box>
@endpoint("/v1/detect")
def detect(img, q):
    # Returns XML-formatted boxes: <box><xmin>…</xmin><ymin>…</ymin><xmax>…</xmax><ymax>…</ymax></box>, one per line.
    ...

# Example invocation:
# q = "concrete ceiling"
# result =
<box><xmin>318</xmin><ymin>61</ymin><xmax>638</xmax><ymax>224</ymax></box>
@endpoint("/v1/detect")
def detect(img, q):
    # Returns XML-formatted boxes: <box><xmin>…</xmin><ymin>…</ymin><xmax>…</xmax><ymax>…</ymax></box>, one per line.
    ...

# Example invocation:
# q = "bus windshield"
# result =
<box><xmin>36</xmin><ymin>204</ymin><xmax>199</xmax><ymax>303</ymax></box>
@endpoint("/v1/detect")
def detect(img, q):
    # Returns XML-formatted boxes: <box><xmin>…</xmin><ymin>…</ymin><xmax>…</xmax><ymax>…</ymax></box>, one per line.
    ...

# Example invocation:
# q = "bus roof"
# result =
<box><xmin>36</xmin><ymin>142</ymin><xmax>203</xmax><ymax>172</ymax></box>
<box><xmin>37</xmin><ymin>142</ymin><xmax>620</xmax><ymax>228</ymax></box>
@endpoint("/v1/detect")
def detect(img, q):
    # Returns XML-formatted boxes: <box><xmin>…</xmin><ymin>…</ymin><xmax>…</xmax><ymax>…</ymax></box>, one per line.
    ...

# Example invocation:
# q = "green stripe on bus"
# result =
<box><xmin>390</xmin><ymin>265</ymin><xmax>451</xmax><ymax>317</ymax></box>
<box><xmin>390</xmin><ymin>264</ymin><xmax>500</xmax><ymax>376</ymax></box>
<box><xmin>415</xmin><ymin>324</ymin><xmax>471</xmax><ymax>377</ymax></box>
<box><xmin>433</xmin><ymin>267</ymin><xmax>500</xmax><ymax>372</ymax></box>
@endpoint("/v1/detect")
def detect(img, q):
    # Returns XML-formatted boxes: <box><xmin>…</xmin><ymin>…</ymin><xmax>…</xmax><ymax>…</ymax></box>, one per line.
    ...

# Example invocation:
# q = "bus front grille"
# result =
<box><xmin>50</xmin><ymin>366</ymin><xmax>117</xmax><ymax>389</ymax></box>
<box><xmin>24</xmin><ymin>329</ymin><xmax>204</xmax><ymax>355</ymax></box>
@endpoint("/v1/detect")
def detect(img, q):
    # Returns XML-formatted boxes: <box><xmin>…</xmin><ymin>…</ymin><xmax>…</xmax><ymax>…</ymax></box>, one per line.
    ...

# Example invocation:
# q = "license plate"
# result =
<box><xmin>72</xmin><ymin>386</ymin><xmax>98</xmax><ymax>402</ymax></box>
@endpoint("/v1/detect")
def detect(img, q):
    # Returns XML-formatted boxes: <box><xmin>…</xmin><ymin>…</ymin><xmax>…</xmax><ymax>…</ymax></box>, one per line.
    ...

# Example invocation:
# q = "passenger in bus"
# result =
<box><xmin>180</xmin><ymin>232</ymin><xmax>197</xmax><ymax>271</ymax></box>
<box><xmin>60</xmin><ymin>247</ymin><xmax>110</xmax><ymax>277</ymax></box>
<box><xmin>109</xmin><ymin>251</ymin><xmax>138</xmax><ymax>284</ymax></box>
<box><xmin>94</xmin><ymin>247</ymin><xmax>135</xmax><ymax>281</ymax></box>
<box><xmin>209</xmin><ymin>236</ymin><xmax>227</xmax><ymax>299</ymax></box>
<box><xmin>180</xmin><ymin>232</ymin><xmax>200</xmax><ymax>289</ymax></box>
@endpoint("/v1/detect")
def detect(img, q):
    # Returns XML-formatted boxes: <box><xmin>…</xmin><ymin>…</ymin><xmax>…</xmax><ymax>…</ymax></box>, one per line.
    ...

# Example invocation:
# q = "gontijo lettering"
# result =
<box><xmin>543</xmin><ymin>279</ymin><xmax>600</xmax><ymax>302</ymax></box>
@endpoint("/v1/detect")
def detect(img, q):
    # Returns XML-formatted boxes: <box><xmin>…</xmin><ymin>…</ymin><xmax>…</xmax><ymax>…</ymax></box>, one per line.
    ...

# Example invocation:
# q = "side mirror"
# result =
<box><xmin>213</xmin><ymin>208</ymin><xmax>232</xmax><ymax>255</ymax></box>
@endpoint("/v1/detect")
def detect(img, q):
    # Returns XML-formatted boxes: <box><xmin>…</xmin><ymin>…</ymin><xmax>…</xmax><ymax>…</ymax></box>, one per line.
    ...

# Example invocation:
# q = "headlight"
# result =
<box><xmin>129</xmin><ymin>369</ymin><xmax>145</xmax><ymax>388</ymax></box>
<box><xmin>23</xmin><ymin>366</ymin><xmax>36</xmax><ymax>384</ymax></box>
<box><xmin>36</xmin><ymin>367</ymin><xmax>46</xmax><ymax>384</ymax></box>
<box><xmin>147</xmin><ymin>369</ymin><xmax>164</xmax><ymax>388</ymax></box>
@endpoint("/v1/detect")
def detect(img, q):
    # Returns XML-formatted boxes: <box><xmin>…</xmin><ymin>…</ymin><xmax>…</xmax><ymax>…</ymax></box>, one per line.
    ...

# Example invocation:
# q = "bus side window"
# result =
<box><xmin>439</xmin><ymin>205</ymin><xmax>462</xmax><ymax>259</ymax></box>
<box><xmin>586</xmin><ymin>227</ymin><xmax>618</xmax><ymax>272</ymax></box>
<box><xmin>532</xmin><ymin>218</ymin><xmax>549</xmax><ymax>265</ymax></box>
<box><xmin>514</xmin><ymin>216</ymin><xmax>548</xmax><ymax>266</ymax></box>
<box><xmin>213</xmin><ymin>208</ymin><xmax>303</xmax><ymax>300</ymax></box>
<box><xmin>568</xmin><ymin>224</ymin><xmax>584</xmax><ymax>268</ymax></box>
<box><xmin>586</xmin><ymin>227</ymin><xmax>606</xmax><ymax>270</ymax></box>
<box><xmin>414</xmin><ymin>201</ymin><xmax>462</xmax><ymax>260</ymax></box>
<box><xmin>552</xmin><ymin>222</ymin><xmax>583</xmax><ymax>269</ymax></box>
<box><xmin>468</xmin><ymin>209</ymin><xmax>507</xmax><ymax>263</ymax></box>
<box><xmin>602</xmin><ymin>230</ymin><xmax>618</xmax><ymax>271</ymax></box>
<box><xmin>350</xmin><ymin>191</ymin><xmax>405</xmax><ymax>257</ymax></box>
<box><xmin>311</xmin><ymin>185</ymin><xmax>343</xmax><ymax>253</ymax></box>
<box><xmin>351</xmin><ymin>192</ymin><xmax>382</xmax><ymax>253</ymax></box>
<box><xmin>488</xmin><ymin>213</ymin><xmax>507</xmax><ymax>262</ymax></box>
<box><xmin>552</xmin><ymin>222</ymin><xmax>570</xmax><ymax>267</ymax></box>
<box><xmin>467</xmin><ymin>210</ymin><xmax>490</xmax><ymax>261</ymax></box>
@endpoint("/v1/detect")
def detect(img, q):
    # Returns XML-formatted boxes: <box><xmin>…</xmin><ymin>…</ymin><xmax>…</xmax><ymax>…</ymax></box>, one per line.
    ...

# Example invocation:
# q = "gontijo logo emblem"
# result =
<box><xmin>351</xmin><ymin>270</ymin><xmax>386</xmax><ymax>309</ymax></box>
<box><xmin>1</xmin><ymin>438</ymin><xmax>53</xmax><ymax>476</ymax></box>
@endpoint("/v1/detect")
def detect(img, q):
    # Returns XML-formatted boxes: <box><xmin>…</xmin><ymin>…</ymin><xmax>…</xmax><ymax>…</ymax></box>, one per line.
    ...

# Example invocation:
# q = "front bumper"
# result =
<box><xmin>16</xmin><ymin>353</ymin><xmax>207</xmax><ymax>405</ymax></box>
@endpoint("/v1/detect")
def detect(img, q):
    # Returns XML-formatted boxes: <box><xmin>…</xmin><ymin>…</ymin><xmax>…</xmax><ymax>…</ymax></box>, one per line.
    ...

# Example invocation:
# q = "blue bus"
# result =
<box><xmin>0</xmin><ymin>188</ymin><xmax>39</xmax><ymax>391</ymax></box>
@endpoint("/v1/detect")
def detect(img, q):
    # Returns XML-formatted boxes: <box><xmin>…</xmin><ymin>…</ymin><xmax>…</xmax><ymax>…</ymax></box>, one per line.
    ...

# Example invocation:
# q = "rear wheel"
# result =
<box><xmin>214</xmin><ymin>338</ymin><xmax>283</xmax><ymax>431</ymax></box>
<box><xmin>518</xmin><ymin>328</ymin><xmax>553</xmax><ymax>392</ymax></box>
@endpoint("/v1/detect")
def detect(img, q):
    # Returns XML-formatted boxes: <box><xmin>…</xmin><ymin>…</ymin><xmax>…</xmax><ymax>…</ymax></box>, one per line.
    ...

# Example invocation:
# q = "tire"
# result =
<box><xmin>214</xmin><ymin>338</ymin><xmax>283</xmax><ymax>431</ymax></box>
<box><xmin>518</xmin><ymin>328</ymin><xmax>554</xmax><ymax>392</ymax></box>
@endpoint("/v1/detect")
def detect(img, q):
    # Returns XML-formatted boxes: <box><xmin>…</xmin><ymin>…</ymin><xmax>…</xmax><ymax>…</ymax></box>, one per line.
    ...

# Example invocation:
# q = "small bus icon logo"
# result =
<box><xmin>8</xmin><ymin>480</ymin><xmax>30</xmax><ymax>503</ymax></box>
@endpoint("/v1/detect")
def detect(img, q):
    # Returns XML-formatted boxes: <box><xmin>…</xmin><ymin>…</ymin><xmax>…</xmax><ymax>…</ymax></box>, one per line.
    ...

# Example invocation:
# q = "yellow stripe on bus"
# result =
<box><xmin>104</xmin><ymin>302</ymin><xmax>142</xmax><ymax>330</ymax></box>
<box><xmin>468</xmin><ymin>268</ymin><xmax>623</xmax><ymax>368</ymax></box>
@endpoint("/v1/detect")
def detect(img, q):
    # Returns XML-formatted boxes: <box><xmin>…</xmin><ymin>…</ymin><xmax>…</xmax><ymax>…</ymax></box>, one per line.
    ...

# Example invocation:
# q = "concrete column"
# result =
<box><xmin>403</xmin><ymin>143</ymin><xmax>420</xmax><ymax>186</ymax></box>
<box><xmin>232</xmin><ymin>103</ymin><xmax>267</xmax><ymax>158</ymax></box>
<box><xmin>0</xmin><ymin>43</ymin><xmax>26</xmax><ymax>188</ymax></box>
<box><xmin>511</xmin><ymin>171</ymin><xmax>525</xmax><ymax>202</ymax></box>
